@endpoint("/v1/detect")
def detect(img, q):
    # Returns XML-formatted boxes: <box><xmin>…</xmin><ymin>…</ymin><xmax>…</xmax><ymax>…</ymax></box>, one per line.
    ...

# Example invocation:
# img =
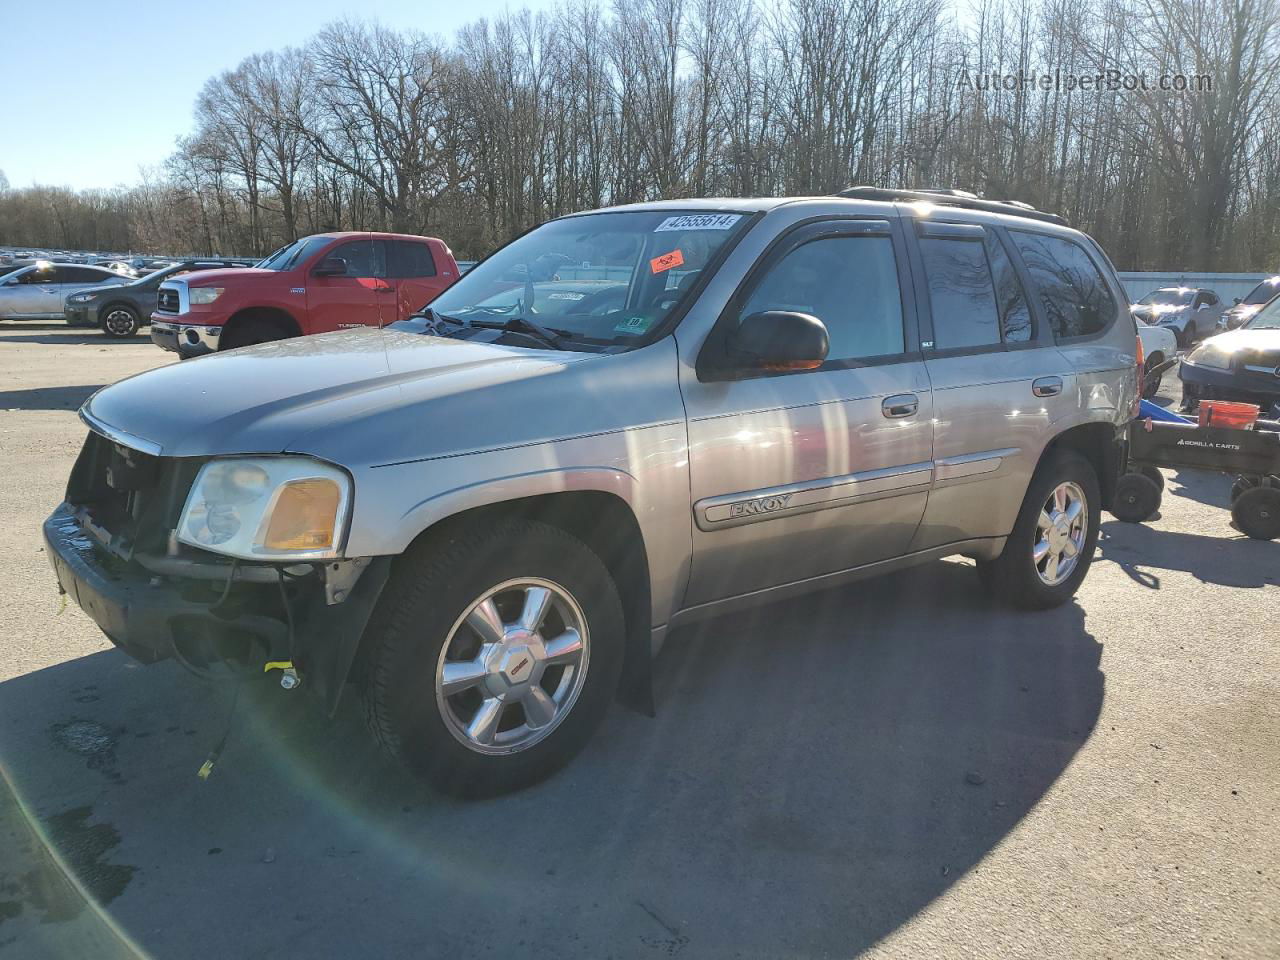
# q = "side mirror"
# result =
<box><xmin>1197</xmin><ymin>303</ymin><xmax>1209</xmax><ymax>311</ymax></box>
<box><xmin>313</xmin><ymin>257</ymin><xmax>347</xmax><ymax>277</ymax></box>
<box><xmin>723</xmin><ymin>311</ymin><xmax>829</xmax><ymax>375</ymax></box>
<box><xmin>1233</xmin><ymin>297</ymin><xmax>1242</xmax><ymax>305</ymax></box>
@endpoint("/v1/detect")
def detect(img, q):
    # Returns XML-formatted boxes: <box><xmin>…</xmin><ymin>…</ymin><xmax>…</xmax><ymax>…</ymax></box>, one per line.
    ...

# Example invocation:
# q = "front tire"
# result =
<box><xmin>221</xmin><ymin>318</ymin><xmax>289</xmax><ymax>350</ymax></box>
<box><xmin>101</xmin><ymin>305</ymin><xmax>141</xmax><ymax>338</ymax></box>
<box><xmin>977</xmin><ymin>451</ymin><xmax>1101</xmax><ymax>610</ymax></box>
<box><xmin>1141</xmin><ymin>354</ymin><xmax>1163</xmax><ymax>399</ymax></box>
<box><xmin>362</xmin><ymin>520</ymin><xmax>625</xmax><ymax>797</ymax></box>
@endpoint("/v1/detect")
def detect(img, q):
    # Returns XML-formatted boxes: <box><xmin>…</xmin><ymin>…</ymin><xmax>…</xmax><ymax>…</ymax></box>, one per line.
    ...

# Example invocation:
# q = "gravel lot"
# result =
<box><xmin>1</xmin><ymin>325</ymin><xmax>1277</xmax><ymax>960</ymax></box>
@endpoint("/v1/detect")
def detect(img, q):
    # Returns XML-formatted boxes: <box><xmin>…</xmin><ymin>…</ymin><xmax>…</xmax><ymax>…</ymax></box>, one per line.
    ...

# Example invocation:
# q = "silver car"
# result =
<box><xmin>44</xmin><ymin>191</ymin><xmax>1139</xmax><ymax>796</ymax></box>
<box><xmin>1130</xmin><ymin>286</ymin><xmax>1221</xmax><ymax>347</ymax></box>
<box><xmin>0</xmin><ymin>262</ymin><xmax>132</xmax><ymax>320</ymax></box>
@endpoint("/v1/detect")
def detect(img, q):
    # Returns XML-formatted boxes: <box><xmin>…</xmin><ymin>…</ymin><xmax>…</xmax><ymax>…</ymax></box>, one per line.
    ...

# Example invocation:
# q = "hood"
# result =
<box><xmin>1198</xmin><ymin>327</ymin><xmax>1280</xmax><ymax>350</ymax></box>
<box><xmin>177</xmin><ymin>267</ymin><xmax>274</xmax><ymax>286</ymax></box>
<box><xmin>81</xmin><ymin>328</ymin><xmax>681</xmax><ymax>467</ymax></box>
<box><xmin>1194</xmin><ymin>326</ymin><xmax>1280</xmax><ymax>355</ymax></box>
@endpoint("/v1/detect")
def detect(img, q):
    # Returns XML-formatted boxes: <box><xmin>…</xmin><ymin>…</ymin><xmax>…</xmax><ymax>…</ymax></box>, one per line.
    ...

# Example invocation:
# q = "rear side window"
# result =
<box><xmin>61</xmin><ymin>267</ymin><xmax>112</xmax><ymax>283</ymax></box>
<box><xmin>741</xmin><ymin>234</ymin><xmax>905</xmax><ymax>361</ymax></box>
<box><xmin>1010</xmin><ymin>232</ymin><xmax>1117</xmax><ymax>339</ymax></box>
<box><xmin>919</xmin><ymin>237</ymin><xmax>1000</xmax><ymax>348</ymax></box>
<box><xmin>390</xmin><ymin>241</ymin><xmax>437</xmax><ymax>278</ymax></box>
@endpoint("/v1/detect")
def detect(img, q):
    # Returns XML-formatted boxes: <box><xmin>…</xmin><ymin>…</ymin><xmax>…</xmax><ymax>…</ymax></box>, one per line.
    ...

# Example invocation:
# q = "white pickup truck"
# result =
<box><xmin>1136</xmin><ymin>319</ymin><xmax>1178</xmax><ymax>398</ymax></box>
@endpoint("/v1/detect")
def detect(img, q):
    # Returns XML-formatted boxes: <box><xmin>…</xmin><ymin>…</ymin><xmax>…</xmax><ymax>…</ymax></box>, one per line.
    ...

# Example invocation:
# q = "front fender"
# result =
<box><xmin>395</xmin><ymin>465</ymin><xmax>640</xmax><ymax>552</ymax></box>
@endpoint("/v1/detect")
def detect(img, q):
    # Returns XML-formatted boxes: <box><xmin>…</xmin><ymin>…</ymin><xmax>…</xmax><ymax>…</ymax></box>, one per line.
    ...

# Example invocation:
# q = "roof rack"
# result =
<box><xmin>835</xmin><ymin>186</ymin><xmax>1067</xmax><ymax>226</ymax></box>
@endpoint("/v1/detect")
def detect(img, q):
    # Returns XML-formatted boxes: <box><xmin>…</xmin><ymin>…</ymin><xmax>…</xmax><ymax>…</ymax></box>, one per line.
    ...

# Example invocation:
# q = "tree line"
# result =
<box><xmin>1</xmin><ymin>0</ymin><xmax>1278</xmax><ymax>271</ymax></box>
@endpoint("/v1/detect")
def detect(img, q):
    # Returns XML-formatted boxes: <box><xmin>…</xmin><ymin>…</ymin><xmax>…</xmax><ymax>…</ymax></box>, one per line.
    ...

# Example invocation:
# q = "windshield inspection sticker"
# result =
<box><xmin>650</xmin><ymin>249</ymin><xmax>685</xmax><ymax>274</ymax></box>
<box><xmin>653</xmin><ymin>213</ymin><xmax>742</xmax><ymax>232</ymax></box>
<box><xmin>614</xmin><ymin>315</ymin><xmax>654</xmax><ymax>335</ymax></box>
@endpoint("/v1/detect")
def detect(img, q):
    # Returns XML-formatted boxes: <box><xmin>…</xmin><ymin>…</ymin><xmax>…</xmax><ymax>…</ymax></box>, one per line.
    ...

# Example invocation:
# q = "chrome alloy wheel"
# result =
<box><xmin>1034</xmin><ymin>481</ymin><xmax>1088</xmax><ymax>586</ymax></box>
<box><xmin>434</xmin><ymin>578</ymin><xmax>589</xmax><ymax>755</ymax></box>
<box><xmin>103</xmin><ymin>307</ymin><xmax>136</xmax><ymax>336</ymax></box>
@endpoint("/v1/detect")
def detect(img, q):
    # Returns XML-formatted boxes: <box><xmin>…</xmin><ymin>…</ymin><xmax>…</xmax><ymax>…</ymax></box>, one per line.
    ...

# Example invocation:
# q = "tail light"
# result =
<box><xmin>1133</xmin><ymin>333</ymin><xmax>1144</xmax><ymax>417</ymax></box>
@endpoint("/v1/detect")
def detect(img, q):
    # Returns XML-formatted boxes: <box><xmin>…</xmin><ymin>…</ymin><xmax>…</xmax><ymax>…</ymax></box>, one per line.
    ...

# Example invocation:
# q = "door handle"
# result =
<box><xmin>375</xmin><ymin>286</ymin><xmax>397</xmax><ymax>294</ymax></box>
<box><xmin>882</xmin><ymin>394</ymin><xmax>919</xmax><ymax>418</ymax></box>
<box><xmin>1032</xmin><ymin>376</ymin><xmax>1063</xmax><ymax>398</ymax></box>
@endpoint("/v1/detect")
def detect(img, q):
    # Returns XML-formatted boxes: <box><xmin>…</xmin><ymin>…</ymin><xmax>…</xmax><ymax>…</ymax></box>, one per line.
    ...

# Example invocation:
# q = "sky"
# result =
<box><xmin>0</xmin><ymin>0</ymin><xmax>550</xmax><ymax>192</ymax></box>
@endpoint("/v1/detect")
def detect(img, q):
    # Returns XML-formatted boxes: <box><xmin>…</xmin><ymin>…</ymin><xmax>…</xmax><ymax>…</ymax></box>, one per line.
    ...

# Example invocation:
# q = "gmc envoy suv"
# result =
<box><xmin>44</xmin><ymin>189</ymin><xmax>1139</xmax><ymax>796</ymax></box>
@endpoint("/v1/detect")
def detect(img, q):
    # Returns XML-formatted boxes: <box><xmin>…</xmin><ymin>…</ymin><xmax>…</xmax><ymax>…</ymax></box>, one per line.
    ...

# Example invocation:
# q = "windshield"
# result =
<box><xmin>1138</xmin><ymin>289</ymin><xmax>1192</xmax><ymax>306</ymax></box>
<box><xmin>1247</xmin><ymin>297</ymin><xmax>1280</xmax><ymax>329</ymax></box>
<box><xmin>257</xmin><ymin>236</ymin><xmax>331</xmax><ymax>271</ymax></box>
<box><xmin>418</xmin><ymin>211</ymin><xmax>752</xmax><ymax>349</ymax></box>
<box><xmin>1243</xmin><ymin>277</ymin><xmax>1280</xmax><ymax>305</ymax></box>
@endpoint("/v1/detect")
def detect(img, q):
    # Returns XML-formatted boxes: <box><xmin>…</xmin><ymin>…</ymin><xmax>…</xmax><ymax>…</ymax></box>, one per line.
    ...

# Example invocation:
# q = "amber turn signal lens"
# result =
<box><xmin>263</xmin><ymin>478</ymin><xmax>341</xmax><ymax>551</ymax></box>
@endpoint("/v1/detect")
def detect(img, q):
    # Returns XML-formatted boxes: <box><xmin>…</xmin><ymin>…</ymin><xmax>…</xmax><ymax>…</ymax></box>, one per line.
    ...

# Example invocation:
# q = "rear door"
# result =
<box><xmin>387</xmin><ymin>239</ymin><xmax>454</xmax><ymax>322</ymax></box>
<box><xmin>906</xmin><ymin>220</ymin><xmax>1075</xmax><ymax>552</ymax></box>
<box><xmin>306</xmin><ymin>237</ymin><xmax>390</xmax><ymax>332</ymax></box>
<box><xmin>681</xmin><ymin>218</ymin><xmax>934</xmax><ymax>606</ymax></box>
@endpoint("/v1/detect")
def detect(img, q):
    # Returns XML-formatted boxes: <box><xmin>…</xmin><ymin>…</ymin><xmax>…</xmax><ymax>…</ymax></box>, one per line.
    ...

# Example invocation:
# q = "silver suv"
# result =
<box><xmin>44</xmin><ymin>189</ymin><xmax>1140</xmax><ymax>795</ymax></box>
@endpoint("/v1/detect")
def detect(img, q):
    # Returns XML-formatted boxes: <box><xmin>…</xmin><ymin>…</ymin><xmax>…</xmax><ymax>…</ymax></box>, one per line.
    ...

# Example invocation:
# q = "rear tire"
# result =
<box><xmin>362</xmin><ymin>519</ymin><xmax>625</xmax><ymax>797</ymax></box>
<box><xmin>1232</xmin><ymin>487</ymin><xmax>1280</xmax><ymax>540</ymax></box>
<box><xmin>100</xmin><ymin>305</ymin><xmax>140</xmax><ymax>338</ymax></box>
<box><xmin>977</xmin><ymin>450</ymin><xmax>1101</xmax><ymax>610</ymax></box>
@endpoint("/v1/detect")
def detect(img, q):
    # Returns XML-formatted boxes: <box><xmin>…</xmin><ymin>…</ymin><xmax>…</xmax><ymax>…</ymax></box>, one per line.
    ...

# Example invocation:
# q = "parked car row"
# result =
<box><xmin>1127</xmin><ymin>278</ymin><xmax>1280</xmax><ymax>414</ymax></box>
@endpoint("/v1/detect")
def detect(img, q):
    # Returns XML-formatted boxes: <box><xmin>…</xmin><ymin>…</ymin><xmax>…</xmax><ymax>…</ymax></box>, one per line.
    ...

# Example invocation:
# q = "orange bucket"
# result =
<box><xmin>1198</xmin><ymin>400</ymin><xmax>1260</xmax><ymax>430</ymax></box>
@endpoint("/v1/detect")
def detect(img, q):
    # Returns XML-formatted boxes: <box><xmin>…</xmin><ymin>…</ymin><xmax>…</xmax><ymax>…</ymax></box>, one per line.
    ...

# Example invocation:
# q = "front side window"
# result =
<box><xmin>18</xmin><ymin>268</ymin><xmax>56</xmax><ymax>285</ymax></box>
<box><xmin>329</xmin><ymin>240</ymin><xmax>387</xmax><ymax>279</ymax></box>
<box><xmin>421</xmin><ymin>210</ymin><xmax>753</xmax><ymax>350</ymax></box>
<box><xmin>740</xmin><ymin>234</ymin><xmax>905</xmax><ymax>361</ymax></box>
<box><xmin>1011</xmin><ymin>232</ymin><xmax>1117</xmax><ymax>339</ymax></box>
<box><xmin>919</xmin><ymin>236</ymin><xmax>1000</xmax><ymax>349</ymax></box>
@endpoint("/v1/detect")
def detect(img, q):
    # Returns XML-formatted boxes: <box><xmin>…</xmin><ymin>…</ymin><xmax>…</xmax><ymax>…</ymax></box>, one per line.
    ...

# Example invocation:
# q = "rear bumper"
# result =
<box><xmin>150</xmin><ymin>319</ymin><xmax>220</xmax><ymax>358</ymax></box>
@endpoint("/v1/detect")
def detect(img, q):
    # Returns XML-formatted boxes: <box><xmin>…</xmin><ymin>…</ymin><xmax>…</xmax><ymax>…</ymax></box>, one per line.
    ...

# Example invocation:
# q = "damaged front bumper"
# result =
<box><xmin>44</xmin><ymin>502</ymin><xmax>390</xmax><ymax>713</ymax></box>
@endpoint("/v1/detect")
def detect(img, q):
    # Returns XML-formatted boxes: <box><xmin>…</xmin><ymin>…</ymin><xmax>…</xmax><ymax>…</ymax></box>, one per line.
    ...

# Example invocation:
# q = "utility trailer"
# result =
<box><xmin>1112</xmin><ymin>399</ymin><xmax>1280</xmax><ymax>540</ymax></box>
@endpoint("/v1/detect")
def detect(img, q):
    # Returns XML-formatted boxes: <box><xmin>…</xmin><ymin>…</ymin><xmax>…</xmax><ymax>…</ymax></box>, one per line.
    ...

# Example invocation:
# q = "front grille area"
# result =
<box><xmin>66</xmin><ymin>431</ymin><xmax>197</xmax><ymax>559</ymax></box>
<box><xmin>1238</xmin><ymin>348</ymin><xmax>1280</xmax><ymax>370</ymax></box>
<box><xmin>157</xmin><ymin>288</ymin><xmax>179</xmax><ymax>313</ymax></box>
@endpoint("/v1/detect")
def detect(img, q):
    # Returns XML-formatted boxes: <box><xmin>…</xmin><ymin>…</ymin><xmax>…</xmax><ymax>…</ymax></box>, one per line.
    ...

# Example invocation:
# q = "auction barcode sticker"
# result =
<box><xmin>653</xmin><ymin>214</ymin><xmax>742</xmax><ymax>232</ymax></box>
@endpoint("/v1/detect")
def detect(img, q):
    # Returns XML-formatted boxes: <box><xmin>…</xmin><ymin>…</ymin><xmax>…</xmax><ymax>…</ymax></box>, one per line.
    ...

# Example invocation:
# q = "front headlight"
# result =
<box><xmin>189</xmin><ymin>287</ymin><xmax>224</xmax><ymax>305</ymax></box>
<box><xmin>178</xmin><ymin>457</ymin><xmax>352</xmax><ymax>560</ymax></box>
<box><xmin>1186</xmin><ymin>344</ymin><xmax>1232</xmax><ymax>370</ymax></box>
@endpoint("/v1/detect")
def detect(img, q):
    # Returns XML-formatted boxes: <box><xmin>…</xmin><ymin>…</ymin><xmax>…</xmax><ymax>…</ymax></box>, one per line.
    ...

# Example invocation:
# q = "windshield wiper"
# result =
<box><xmin>465</xmin><ymin>315</ymin><xmax>569</xmax><ymax>351</ymax></box>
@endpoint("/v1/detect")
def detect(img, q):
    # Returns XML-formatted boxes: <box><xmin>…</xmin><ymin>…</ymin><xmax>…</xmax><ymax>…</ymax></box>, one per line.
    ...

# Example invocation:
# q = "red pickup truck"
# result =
<box><xmin>150</xmin><ymin>232</ymin><xmax>459</xmax><ymax>357</ymax></box>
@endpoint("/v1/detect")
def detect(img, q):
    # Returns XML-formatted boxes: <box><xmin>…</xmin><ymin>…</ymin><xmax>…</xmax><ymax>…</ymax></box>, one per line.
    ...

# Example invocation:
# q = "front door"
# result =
<box><xmin>307</xmin><ymin>237</ymin><xmax>390</xmax><ymax>332</ymax></box>
<box><xmin>681</xmin><ymin>219</ymin><xmax>934</xmax><ymax>607</ymax></box>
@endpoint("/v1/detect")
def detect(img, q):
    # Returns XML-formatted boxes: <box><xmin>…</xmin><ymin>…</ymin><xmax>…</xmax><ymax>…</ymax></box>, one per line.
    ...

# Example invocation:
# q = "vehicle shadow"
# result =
<box><xmin>1097</xmin><ymin>520</ymin><xmax>1277</xmax><ymax>590</ymax></box>
<box><xmin>0</xmin><ymin>385</ymin><xmax>105</xmax><ymax>411</ymax></box>
<box><xmin>0</xmin><ymin>560</ymin><xmax>1103</xmax><ymax>959</ymax></box>
<box><xmin>0</xmin><ymin>334</ymin><xmax>142</xmax><ymax>346</ymax></box>
<box><xmin>1165</xmin><ymin>466</ymin><xmax>1234</xmax><ymax>510</ymax></box>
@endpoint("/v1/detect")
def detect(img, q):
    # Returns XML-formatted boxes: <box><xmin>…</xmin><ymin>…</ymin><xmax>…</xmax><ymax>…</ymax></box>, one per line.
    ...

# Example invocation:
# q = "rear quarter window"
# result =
<box><xmin>1010</xmin><ymin>232</ymin><xmax>1117</xmax><ymax>340</ymax></box>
